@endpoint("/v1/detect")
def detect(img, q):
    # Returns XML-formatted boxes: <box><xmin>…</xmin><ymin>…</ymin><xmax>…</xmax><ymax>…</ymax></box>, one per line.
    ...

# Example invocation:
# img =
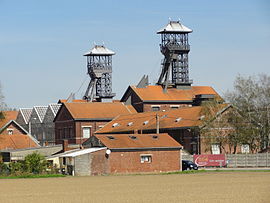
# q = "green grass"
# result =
<box><xmin>0</xmin><ymin>174</ymin><xmax>66</xmax><ymax>179</ymax></box>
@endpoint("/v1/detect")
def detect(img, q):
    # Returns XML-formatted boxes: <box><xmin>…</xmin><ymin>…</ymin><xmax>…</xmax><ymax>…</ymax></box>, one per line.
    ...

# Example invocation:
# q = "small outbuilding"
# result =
<box><xmin>57</xmin><ymin>133</ymin><xmax>182</xmax><ymax>176</ymax></box>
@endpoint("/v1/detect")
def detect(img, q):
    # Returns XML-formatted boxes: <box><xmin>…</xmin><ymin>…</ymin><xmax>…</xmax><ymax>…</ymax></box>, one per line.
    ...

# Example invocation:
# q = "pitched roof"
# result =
<box><xmin>0</xmin><ymin>111</ymin><xmax>18</xmax><ymax>129</ymax></box>
<box><xmin>60</xmin><ymin>147</ymin><xmax>106</xmax><ymax>157</ymax></box>
<box><xmin>121</xmin><ymin>85</ymin><xmax>221</xmax><ymax>102</ymax></box>
<box><xmin>18</xmin><ymin>108</ymin><xmax>32</xmax><ymax>124</ymax></box>
<box><xmin>58</xmin><ymin>99</ymin><xmax>88</xmax><ymax>104</ymax></box>
<box><xmin>0</xmin><ymin>133</ymin><xmax>39</xmax><ymax>150</ymax></box>
<box><xmin>62</xmin><ymin>102</ymin><xmax>137</xmax><ymax>120</ymax></box>
<box><xmin>48</xmin><ymin>103</ymin><xmax>62</xmax><ymax>116</ymax></box>
<box><xmin>95</xmin><ymin>134</ymin><xmax>182</xmax><ymax>149</ymax></box>
<box><xmin>157</xmin><ymin>20</ymin><xmax>192</xmax><ymax>33</ymax></box>
<box><xmin>96</xmin><ymin>104</ymin><xmax>230</xmax><ymax>134</ymax></box>
<box><xmin>0</xmin><ymin>120</ymin><xmax>39</xmax><ymax>150</ymax></box>
<box><xmin>84</xmin><ymin>45</ymin><xmax>115</xmax><ymax>56</ymax></box>
<box><xmin>33</xmin><ymin>106</ymin><xmax>48</xmax><ymax>123</ymax></box>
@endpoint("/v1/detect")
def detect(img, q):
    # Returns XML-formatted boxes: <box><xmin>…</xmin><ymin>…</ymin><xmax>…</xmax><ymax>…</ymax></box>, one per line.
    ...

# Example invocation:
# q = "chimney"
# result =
<box><xmin>62</xmin><ymin>139</ymin><xmax>69</xmax><ymax>152</ymax></box>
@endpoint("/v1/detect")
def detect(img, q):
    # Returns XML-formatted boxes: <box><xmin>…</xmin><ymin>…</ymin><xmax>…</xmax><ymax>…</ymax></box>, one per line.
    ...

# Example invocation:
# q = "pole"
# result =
<box><xmin>156</xmin><ymin>114</ymin><xmax>159</xmax><ymax>134</ymax></box>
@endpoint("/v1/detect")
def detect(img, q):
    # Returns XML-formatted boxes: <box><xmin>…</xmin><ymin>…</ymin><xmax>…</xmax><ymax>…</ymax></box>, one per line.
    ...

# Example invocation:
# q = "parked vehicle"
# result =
<box><xmin>182</xmin><ymin>160</ymin><xmax>198</xmax><ymax>171</ymax></box>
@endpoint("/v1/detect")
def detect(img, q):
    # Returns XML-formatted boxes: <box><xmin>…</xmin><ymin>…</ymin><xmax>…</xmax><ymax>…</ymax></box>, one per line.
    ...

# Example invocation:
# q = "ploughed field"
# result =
<box><xmin>0</xmin><ymin>172</ymin><xmax>269</xmax><ymax>203</ymax></box>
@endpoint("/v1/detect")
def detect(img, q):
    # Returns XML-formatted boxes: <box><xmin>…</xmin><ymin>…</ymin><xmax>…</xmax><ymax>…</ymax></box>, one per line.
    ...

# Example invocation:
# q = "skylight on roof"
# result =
<box><xmin>107</xmin><ymin>136</ymin><xmax>115</xmax><ymax>140</ymax></box>
<box><xmin>143</xmin><ymin>120</ymin><xmax>149</xmax><ymax>125</ymax></box>
<box><xmin>175</xmin><ymin>117</ymin><xmax>182</xmax><ymax>122</ymax></box>
<box><xmin>112</xmin><ymin>123</ymin><xmax>120</xmax><ymax>127</ymax></box>
<box><xmin>129</xmin><ymin>135</ymin><xmax>137</xmax><ymax>140</ymax></box>
<box><xmin>127</xmin><ymin>122</ymin><xmax>133</xmax><ymax>126</ymax></box>
<box><xmin>152</xmin><ymin>135</ymin><xmax>158</xmax><ymax>139</ymax></box>
<box><xmin>199</xmin><ymin>115</ymin><xmax>205</xmax><ymax>120</ymax></box>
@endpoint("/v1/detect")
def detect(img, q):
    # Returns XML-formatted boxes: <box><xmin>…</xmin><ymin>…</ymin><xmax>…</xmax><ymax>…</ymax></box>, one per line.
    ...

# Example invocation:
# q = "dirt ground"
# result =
<box><xmin>0</xmin><ymin>172</ymin><xmax>269</xmax><ymax>203</ymax></box>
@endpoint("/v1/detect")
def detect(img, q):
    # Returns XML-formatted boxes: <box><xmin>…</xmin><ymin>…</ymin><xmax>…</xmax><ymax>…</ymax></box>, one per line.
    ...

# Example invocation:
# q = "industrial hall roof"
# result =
<box><xmin>95</xmin><ymin>133</ymin><xmax>182</xmax><ymax>150</ymax></box>
<box><xmin>96</xmin><ymin>104</ymin><xmax>230</xmax><ymax>134</ymax></box>
<box><xmin>56</xmin><ymin>102</ymin><xmax>137</xmax><ymax>121</ymax></box>
<box><xmin>157</xmin><ymin>20</ymin><xmax>192</xmax><ymax>33</ymax></box>
<box><xmin>48</xmin><ymin>103</ymin><xmax>62</xmax><ymax>116</ymax></box>
<box><xmin>121</xmin><ymin>85</ymin><xmax>221</xmax><ymax>103</ymax></box>
<box><xmin>84</xmin><ymin>45</ymin><xmax>115</xmax><ymax>56</ymax></box>
<box><xmin>17</xmin><ymin>108</ymin><xmax>32</xmax><ymax>124</ymax></box>
<box><xmin>32</xmin><ymin>106</ymin><xmax>48</xmax><ymax>123</ymax></box>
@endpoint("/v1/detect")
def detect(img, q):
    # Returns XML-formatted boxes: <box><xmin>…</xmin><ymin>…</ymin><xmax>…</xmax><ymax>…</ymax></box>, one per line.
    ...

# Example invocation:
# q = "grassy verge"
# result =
<box><xmin>0</xmin><ymin>174</ymin><xmax>66</xmax><ymax>179</ymax></box>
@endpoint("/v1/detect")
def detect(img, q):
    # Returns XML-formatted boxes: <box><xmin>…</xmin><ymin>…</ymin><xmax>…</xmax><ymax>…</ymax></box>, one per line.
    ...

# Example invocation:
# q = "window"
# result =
<box><xmin>211</xmin><ymin>144</ymin><xmax>220</xmax><ymax>154</ymax></box>
<box><xmin>7</xmin><ymin>129</ymin><xmax>13</xmax><ymax>135</ymax></box>
<box><xmin>82</xmin><ymin>127</ymin><xmax>91</xmax><ymax>139</ymax></box>
<box><xmin>140</xmin><ymin>155</ymin><xmax>152</xmax><ymax>163</ymax></box>
<box><xmin>170</xmin><ymin>105</ymin><xmax>179</xmax><ymax>109</ymax></box>
<box><xmin>241</xmin><ymin>144</ymin><xmax>250</xmax><ymax>153</ymax></box>
<box><xmin>151</xmin><ymin>106</ymin><xmax>160</xmax><ymax>111</ymax></box>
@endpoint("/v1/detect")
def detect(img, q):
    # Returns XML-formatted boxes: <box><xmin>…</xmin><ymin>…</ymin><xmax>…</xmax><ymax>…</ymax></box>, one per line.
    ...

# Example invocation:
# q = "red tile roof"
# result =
<box><xmin>0</xmin><ymin>133</ymin><xmax>38</xmax><ymax>150</ymax></box>
<box><xmin>96</xmin><ymin>104</ymin><xmax>230</xmax><ymax>134</ymax></box>
<box><xmin>123</xmin><ymin>85</ymin><xmax>221</xmax><ymax>102</ymax></box>
<box><xmin>95</xmin><ymin>133</ymin><xmax>182</xmax><ymax>149</ymax></box>
<box><xmin>0</xmin><ymin>111</ymin><xmax>18</xmax><ymax>129</ymax></box>
<box><xmin>63</xmin><ymin>102</ymin><xmax>137</xmax><ymax>120</ymax></box>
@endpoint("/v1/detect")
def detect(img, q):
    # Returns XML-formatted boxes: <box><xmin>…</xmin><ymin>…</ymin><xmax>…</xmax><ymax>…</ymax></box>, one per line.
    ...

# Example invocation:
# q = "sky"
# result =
<box><xmin>0</xmin><ymin>0</ymin><xmax>269</xmax><ymax>108</ymax></box>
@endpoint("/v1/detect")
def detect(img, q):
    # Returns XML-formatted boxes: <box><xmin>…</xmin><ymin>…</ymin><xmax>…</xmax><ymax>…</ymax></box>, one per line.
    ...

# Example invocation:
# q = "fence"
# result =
<box><xmin>182</xmin><ymin>153</ymin><xmax>270</xmax><ymax>168</ymax></box>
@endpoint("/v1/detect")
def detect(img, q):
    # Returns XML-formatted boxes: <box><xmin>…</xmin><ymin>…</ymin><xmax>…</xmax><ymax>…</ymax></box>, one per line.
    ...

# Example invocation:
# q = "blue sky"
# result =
<box><xmin>0</xmin><ymin>0</ymin><xmax>269</xmax><ymax>108</ymax></box>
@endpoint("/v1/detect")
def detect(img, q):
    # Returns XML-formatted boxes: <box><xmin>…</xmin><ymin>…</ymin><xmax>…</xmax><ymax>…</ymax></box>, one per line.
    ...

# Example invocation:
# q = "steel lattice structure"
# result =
<box><xmin>157</xmin><ymin>20</ymin><xmax>193</xmax><ymax>91</ymax></box>
<box><xmin>83</xmin><ymin>45</ymin><xmax>115</xmax><ymax>102</ymax></box>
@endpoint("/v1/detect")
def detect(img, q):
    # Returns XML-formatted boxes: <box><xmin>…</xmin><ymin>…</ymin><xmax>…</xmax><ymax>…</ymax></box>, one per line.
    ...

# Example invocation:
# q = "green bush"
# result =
<box><xmin>24</xmin><ymin>152</ymin><xmax>48</xmax><ymax>174</ymax></box>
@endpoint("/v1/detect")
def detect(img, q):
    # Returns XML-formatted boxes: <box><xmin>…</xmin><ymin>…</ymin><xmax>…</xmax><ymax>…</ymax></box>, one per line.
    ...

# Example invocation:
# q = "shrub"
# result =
<box><xmin>24</xmin><ymin>152</ymin><xmax>47</xmax><ymax>174</ymax></box>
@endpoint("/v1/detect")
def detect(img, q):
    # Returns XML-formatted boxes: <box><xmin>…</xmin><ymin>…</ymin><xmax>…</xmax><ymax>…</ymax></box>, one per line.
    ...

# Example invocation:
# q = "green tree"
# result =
<box><xmin>225</xmin><ymin>74</ymin><xmax>270</xmax><ymax>152</ymax></box>
<box><xmin>199</xmin><ymin>98</ymin><xmax>233</xmax><ymax>154</ymax></box>
<box><xmin>24</xmin><ymin>152</ymin><xmax>47</xmax><ymax>174</ymax></box>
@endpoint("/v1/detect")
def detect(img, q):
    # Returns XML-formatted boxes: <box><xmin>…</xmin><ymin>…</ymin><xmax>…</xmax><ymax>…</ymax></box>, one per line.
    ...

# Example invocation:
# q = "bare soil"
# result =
<box><xmin>0</xmin><ymin>172</ymin><xmax>269</xmax><ymax>203</ymax></box>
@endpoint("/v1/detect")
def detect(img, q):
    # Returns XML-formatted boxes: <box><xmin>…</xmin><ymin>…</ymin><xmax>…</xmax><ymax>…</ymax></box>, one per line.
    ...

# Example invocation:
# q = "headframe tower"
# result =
<box><xmin>157</xmin><ymin>20</ymin><xmax>193</xmax><ymax>91</ymax></box>
<box><xmin>83</xmin><ymin>45</ymin><xmax>116</xmax><ymax>102</ymax></box>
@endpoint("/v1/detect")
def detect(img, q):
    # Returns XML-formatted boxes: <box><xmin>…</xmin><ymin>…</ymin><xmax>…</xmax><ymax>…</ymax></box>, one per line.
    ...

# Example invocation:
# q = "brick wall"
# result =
<box><xmin>108</xmin><ymin>149</ymin><xmax>181</xmax><ymax>174</ymax></box>
<box><xmin>143</xmin><ymin>103</ymin><xmax>191</xmax><ymax>112</ymax></box>
<box><xmin>90</xmin><ymin>149</ymin><xmax>109</xmax><ymax>175</ymax></box>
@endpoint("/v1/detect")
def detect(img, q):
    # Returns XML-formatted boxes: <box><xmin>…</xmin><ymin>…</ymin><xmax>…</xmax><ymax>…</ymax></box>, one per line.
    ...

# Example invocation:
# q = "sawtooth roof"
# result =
<box><xmin>122</xmin><ymin>85</ymin><xmax>221</xmax><ymax>102</ymax></box>
<box><xmin>62</xmin><ymin>102</ymin><xmax>137</xmax><ymax>120</ymax></box>
<box><xmin>96</xmin><ymin>104</ymin><xmax>230</xmax><ymax>134</ymax></box>
<box><xmin>48</xmin><ymin>103</ymin><xmax>62</xmax><ymax>116</ymax></box>
<box><xmin>32</xmin><ymin>106</ymin><xmax>48</xmax><ymax>123</ymax></box>
<box><xmin>95</xmin><ymin>133</ymin><xmax>182</xmax><ymax>149</ymax></box>
<box><xmin>18</xmin><ymin>108</ymin><xmax>32</xmax><ymax>124</ymax></box>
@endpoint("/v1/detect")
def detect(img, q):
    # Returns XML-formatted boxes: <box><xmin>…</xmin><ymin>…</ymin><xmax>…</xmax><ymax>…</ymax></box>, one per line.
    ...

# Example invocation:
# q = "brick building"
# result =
<box><xmin>95</xmin><ymin>104</ymin><xmax>240</xmax><ymax>155</ymax></box>
<box><xmin>54</xmin><ymin>102</ymin><xmax>136</xmax><ymax>145</ymax></box>
<box><xmin>121</xmin><ymin>85</ymin><xmax>221</xmax><ymax>112</ymax></box>
<box><xmin>0</xmin><ymin>111</ymin><xmax>39</xmax><ymax>151</ymax></box>
<box><xmin>57</xmin><ymin>133</ymin><xmax>182</xmax><ymax>176</ymax></box>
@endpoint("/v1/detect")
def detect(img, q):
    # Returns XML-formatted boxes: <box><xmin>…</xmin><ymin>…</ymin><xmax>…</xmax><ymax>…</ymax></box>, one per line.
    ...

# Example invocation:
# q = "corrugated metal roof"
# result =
<box><xmin>18</xmin><ymin>108</ymin><xmax>32</xmax><ymax>124</ymax></box>
<box><xmin>33</xmin><ymin>106</ymin><xmax>48</xmax><ymax>123</ymax></box>
<box><xmin>157</xmin><ymin>20</ymin><xmax>192</xmax><ymax>33</ymax></box>
<box><xmin>61</xmin><ymin>147</ymin><xmax>106</xmax><ymax>157</ymax></box>
<box><xmin>63</xmin><ymin>102</ymin><xmax>136</xmax><ymax>120</ymax></box>
<box><xmin>84</xmin><ymin>45</ymin><xmax>115</xmax><ymax>56</ymax></box>
<box><xmin>125</xmin><ymin>85</ymin><xmax>221</xmax><ymax>102</ymax></box>
<box><xmin>95</xmin><ymin>134</ymin><xmax>182</xmax><ymax>149</ymax></box>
